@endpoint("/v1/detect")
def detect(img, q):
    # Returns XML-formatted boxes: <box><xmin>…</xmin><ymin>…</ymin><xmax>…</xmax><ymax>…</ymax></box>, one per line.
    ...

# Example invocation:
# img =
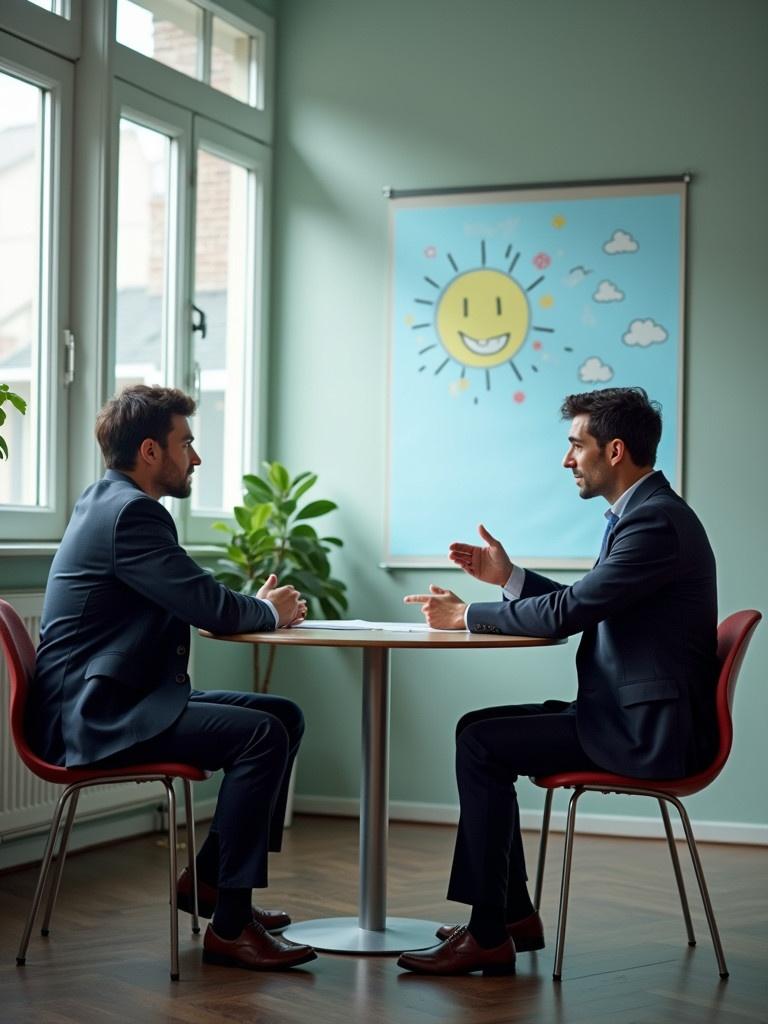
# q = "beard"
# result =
<box><xmin>157</xmin><ymin>462</ymin><xmax>194</xmax><ymax>500</ymax></box>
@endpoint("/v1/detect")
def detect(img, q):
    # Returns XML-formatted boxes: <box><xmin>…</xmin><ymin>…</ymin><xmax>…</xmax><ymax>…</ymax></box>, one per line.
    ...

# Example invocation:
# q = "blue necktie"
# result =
<box><xmin>597</xmin><ymin>511</ymin><xmax>619</xmax><ymax>564</ymax></box>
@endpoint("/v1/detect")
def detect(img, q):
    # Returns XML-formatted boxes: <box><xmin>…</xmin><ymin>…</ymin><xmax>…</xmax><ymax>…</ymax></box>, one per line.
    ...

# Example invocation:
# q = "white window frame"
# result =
<box><xmin>0</xmin><ymin>30</ymin><xmax>73</xmax><ymax>540</ymax></box>
<box><xmin>0</xmin><ymin>0</ymin><xmax>273</xmax><ymax>548</ymax></box>
<box><xmin>182</xmin><ymin>116</ymin><xmax>271</xmax><ymax>543</ymax></box>
<box><xmin>0</xmin><ymin>0</ymin><xmax>82</xmax><ymax>62</ymax></box>
<box><xmin>107</xmin><ymin>80</ymin><xmax>194</xmax><ymax>405</ymax></box>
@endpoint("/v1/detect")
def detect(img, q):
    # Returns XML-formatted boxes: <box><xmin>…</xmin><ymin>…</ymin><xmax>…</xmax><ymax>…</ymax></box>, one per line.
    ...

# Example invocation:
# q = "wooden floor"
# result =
<box><xmin>0</xmin><ymin>815</ymin><xmax>766</xmax><ymax>1024</ymax></box>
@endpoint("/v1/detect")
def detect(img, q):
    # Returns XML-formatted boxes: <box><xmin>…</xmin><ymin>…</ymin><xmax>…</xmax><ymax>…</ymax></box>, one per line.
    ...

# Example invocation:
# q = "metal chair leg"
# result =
<box><xmin>533</xmin><ymin>788</ymin><xmax>553</xmax><ymax>911</ymax></box>
<box><xmin>658</xmin><ymin>797</ymin><xmax>695</xmax><ymax>946</ymax></box>
<box><xmin>164</xmin><ymin>779</ymin><xmax>180</xmax><ymax>981</ymax></box>
<box><xmin>183</xmin><ymin>778</ymin><xmax>200</xmax><ymax>935</ymax></box>
<box><xmin>552</xmin><ymin>787</ymin><xmax>583</xmax><ymax>981</ymax></box>
<box><xmin>40</xmin><ymin>789</ymin><xmax>81</xmax><ymax>937</ymax></box>
<box><xmin>17</xmin><ymin>786</ymin><xmax>75</xmax><ymax>965</ymax></box>
<box><xmin>668</xmin><ymin>794</ymin><xmax>729</xmax><ymax>978</ymax></box>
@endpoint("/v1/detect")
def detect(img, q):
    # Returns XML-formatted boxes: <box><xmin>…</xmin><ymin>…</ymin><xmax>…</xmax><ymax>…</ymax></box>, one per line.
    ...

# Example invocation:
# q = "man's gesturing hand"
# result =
<box><xmin>448</xmin><ymin>523</ymin><xmax>513</xmax><ymax>587</ymax></box>
<box><xmin>257</xmin><ymin>574</ymin><xmax>307</xmax><ymax>627</ymax></box>
<box><xmin>403</xmin><ymin>584</ymin><xmax>467</xmax><ymax>630</ymax></box>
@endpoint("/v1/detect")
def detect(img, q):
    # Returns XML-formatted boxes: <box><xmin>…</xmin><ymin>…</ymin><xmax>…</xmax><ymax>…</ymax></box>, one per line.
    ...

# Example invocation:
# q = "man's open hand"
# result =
<box><xmin>257</xmin><ymin>574</ymin><xmax>307</xmax><ymax>627</ymax></box>
<box><xmin>403</xmin><ymin>584</ymin><xmax>467</xmax><ymax>630</ymax></box>
<box><xmin>448</xmin><ymin>523</ymin><xmax>513</xmax><ymax>587</ymax></box>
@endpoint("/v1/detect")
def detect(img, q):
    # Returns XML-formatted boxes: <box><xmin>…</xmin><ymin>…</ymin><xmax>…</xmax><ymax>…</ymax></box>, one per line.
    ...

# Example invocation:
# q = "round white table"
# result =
<box><xmin>201</xmin><ymin>625</ymin><xmax>564</xmax><ymax>954</ymax></box>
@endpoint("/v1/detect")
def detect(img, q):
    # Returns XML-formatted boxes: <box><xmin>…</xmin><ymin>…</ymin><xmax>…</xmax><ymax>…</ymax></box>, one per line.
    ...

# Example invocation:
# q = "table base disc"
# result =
<box><xmin>283</xmin><ymin>916</ymin><xmax>443</xmax><ymax>954</ymax></box>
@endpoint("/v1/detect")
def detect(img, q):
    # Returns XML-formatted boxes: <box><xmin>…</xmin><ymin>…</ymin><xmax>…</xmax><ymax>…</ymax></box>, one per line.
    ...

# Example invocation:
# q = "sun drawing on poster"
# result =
<box><xmin>409</xmin><ymin>240</ymin><xmax>565</xmax><ymax>404</ymax></box>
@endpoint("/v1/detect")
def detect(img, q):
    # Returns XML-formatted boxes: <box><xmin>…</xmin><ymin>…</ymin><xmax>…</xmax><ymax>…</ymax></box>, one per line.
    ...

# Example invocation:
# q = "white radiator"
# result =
<box><xmin>0</xmin><ymin>592</ymin><xmax>161</xmax><ymax>842</ymax></box>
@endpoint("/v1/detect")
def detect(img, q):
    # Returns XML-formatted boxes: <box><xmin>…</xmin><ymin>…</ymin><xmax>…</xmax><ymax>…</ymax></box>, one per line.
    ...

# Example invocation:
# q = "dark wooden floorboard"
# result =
<box><xmin>0</xmin><ymin>815</ymin><xmax>765</xmax><ymax>1023</ymax></box>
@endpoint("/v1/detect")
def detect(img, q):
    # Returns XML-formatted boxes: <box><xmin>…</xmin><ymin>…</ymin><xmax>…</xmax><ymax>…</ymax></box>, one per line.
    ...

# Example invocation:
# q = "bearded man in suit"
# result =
<box><xmin>28</xmin><ymin>385</ymin><xmax>316</xmax><ymax>971</ymax></box>
<box><xmin>399</xmin><ymin>387</ymin><xmax>717</xmax><ymax>976</ymax></box>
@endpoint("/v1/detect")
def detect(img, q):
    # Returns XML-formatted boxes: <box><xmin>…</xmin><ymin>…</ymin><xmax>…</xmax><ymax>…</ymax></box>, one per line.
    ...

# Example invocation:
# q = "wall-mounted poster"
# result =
<box><xmin>385</xmin><ymin>177</ymin><xmax>688</xmax><ymax>568</ymax></box>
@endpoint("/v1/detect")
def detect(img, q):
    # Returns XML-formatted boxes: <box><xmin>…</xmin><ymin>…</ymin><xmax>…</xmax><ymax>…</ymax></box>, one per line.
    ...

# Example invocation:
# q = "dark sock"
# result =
<box><xmin>505</xmin><ymin>888</ymin><xmax>535</xmax><ymax>924</ymax></box>
<box><xmin>195</xmin><ymin>832</ymin><xmax>220</xmax><ymax>888</ymax></box>
<box><xmin>468</xmin><ymin>904</ymin><xmax>508</xmax><ymax>949</ymax></box>
<box><xmin>212</xmin><ymin>888</ymin><xmax>252</xmax><ymax>940</ymax></box>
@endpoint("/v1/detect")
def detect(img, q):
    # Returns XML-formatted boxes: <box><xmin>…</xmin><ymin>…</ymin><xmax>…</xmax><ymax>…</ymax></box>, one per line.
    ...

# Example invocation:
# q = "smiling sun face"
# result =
<box><xmin>435</xmin><ymin>269</ymin><xmax>530</xmax><ymax>369</ymax></box>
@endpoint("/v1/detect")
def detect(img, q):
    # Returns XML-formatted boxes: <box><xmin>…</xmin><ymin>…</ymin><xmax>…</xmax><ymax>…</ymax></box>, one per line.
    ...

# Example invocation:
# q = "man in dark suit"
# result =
<box><xmin>28</xmin><ymin>385</ymin><xmax>316</xmax><ymax>971</ymax></box>
<box><xmin>399</xmin><ymin>387</ymin><xmax>718</xmax><ymax>976</ymax></box>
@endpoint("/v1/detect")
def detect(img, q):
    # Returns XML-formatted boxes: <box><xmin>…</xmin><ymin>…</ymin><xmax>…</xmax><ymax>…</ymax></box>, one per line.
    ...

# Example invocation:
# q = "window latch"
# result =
<box><xmin>191</xmin><ymin>303</ymin><xmax>207</xmax><ymax>339</ymax></box>
<box><xmin>63</xmin><ymin>330</ymin><xmax>75</xmax><ymax>386</ymax></box>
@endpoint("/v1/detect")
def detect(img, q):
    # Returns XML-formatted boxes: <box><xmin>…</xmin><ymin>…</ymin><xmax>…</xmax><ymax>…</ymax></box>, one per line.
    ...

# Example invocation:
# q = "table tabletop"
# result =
<box><xmin>200</xmin><ymin>626</ymin><xmax>564</xmax><ymax>650</ymax></box>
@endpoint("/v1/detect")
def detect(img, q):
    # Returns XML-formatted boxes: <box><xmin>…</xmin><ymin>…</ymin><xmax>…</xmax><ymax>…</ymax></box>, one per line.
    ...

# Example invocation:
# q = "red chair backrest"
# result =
<box><xmin>0</xmin><ymin>597</ymin><xmax>53</xmax><ymax>778</ymax></box>
<box><xmin>707</xmin><ymin>609</ymin><xmax>762</xmax><ymax>782</ymax></box>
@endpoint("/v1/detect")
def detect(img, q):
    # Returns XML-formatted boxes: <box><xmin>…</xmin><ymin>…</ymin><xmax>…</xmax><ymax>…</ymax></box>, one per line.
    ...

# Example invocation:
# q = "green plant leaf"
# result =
<box><xmin>211</xmin><ymin>521</ymin><xmax>233</xmax><ymax>533</ymax></box>
<box><xmin>291</xmin><ymin>524</ymin><xmax>318</xmax><ymax>539</ymax></box>
<box><xmin>276</xmin><ymin>497</ymin><xmax>297</xmax><ymax>517</ymax></box>
<box><xmin>321</xmin><ymin>536</ymin><xmax>343</xmax><ymax>547</ymax></box>
<box><xmin>250</xmin><ymin>503</ymin><xmax>272</xmax><ymax>531</ymax></box>
<box><xmin>243</xmin><ymin>474</ymin><xmax>273</xmax><ymax>501</ymax></box>
<box><xmin>319</xmin><ymin>597</ymin><xmax>342</xmax><ymax>619</ymax></box>
<box><xmin>7</xmin><ymin>392</ymin><xmax>27</xmax><ymax>414</ymax></box>
<box><xmin>267</xmin><ymin>461</ymin><xmax>290</xmax><ymax>493</ymax></box>
<box><xmin>295</xmin><ymin>499</ymin><xmax>337</xmax><ymax>520</ymax></box>
<box><xmin>290</xmin><ymin>474</ymin><xmax>317</xmax><ymax>502</ymax></box>
<box><xmin>0</xmin><ymin>408</ymin><xmax>6</xmax><ymax>426</ymax></box>
<box><xmin>0</xmin><ymin>436</ymin><xmax>8</xmax><ymax>459</ymax></box>
<box><xmin>234</xmin><ymin>505</ymin><xmax>251</xmax><ymax>531</ymax></box>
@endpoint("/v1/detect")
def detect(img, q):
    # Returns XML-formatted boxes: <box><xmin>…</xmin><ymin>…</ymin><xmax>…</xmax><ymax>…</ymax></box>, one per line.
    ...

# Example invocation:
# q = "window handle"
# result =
<box><xmin>191</xmin><ymin>303</ymin><xmax>207</xmax><ymax>339</ymax></box>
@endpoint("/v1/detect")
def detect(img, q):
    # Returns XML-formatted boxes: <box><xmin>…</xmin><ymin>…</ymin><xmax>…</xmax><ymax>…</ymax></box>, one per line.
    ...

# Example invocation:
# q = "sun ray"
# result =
<box><xmin>532</xmin><ymin>325</ymin><xmax>554</xmax><ymax>333</ymax></box>
<box><xmin>424</xmin><ymin>276</ymin><xmax>441</xmax><ymax>289</ymax></box>
<box><xmin>505</xmin><ymin>244</ymin><xmax>513</xmax><ymax>259</ymax></box>
<box><xmin>481</xmin><ymin>240</ymin><xmax>486</xmax><ymax>266</ymax></box>
<box><xmin>526</xmin><ymin>275</ymin><xmax>544</xmax><ymax>292</ymax></box>
<box><xmin>509</xmin><ymin>360</ymin><xmax>523</xmax><ymax>381</ymax></box>
<box><xmin>434</xmin><ymin>358</ymin><xmax>450</xmax><ymax>375</ymax></box>
<box><xmin>415</xmin><ymin>298</ymin><xmax>434</xmax><ymax>306</ymax></box>
<box><xmin>447</xmin><ymin>253</ymin><xmax>458</xmax><ymax>272</ymax></box>
<box><xmin>411</xmin><ymin>322</ymin><xmax>431</xmax><ymax>330</ymax></box>
<box><xmin>419</xmin><ymin>344</ymin><xmax>437</xmax><ymax>355</ymax></box>
<box><xmin>508</xmin><ymin>252</ymin><xmax>519</xmax><ymax>274</ymax></box>
<box><xmin>485</xmin><ymin>369</ymin><xmax>491</xmax><ymax>391</ymax></box>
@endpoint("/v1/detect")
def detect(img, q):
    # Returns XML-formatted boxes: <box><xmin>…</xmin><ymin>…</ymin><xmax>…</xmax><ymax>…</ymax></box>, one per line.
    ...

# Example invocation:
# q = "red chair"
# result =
<box><xmin>531</xmin><ymin>609</ymin><xmax>762</xmax><ymax>980</ymax></box>
<box><xmin>1</xmin><ymin>597</ymin><xmax>207</xmax><ymax>981</ymax></box>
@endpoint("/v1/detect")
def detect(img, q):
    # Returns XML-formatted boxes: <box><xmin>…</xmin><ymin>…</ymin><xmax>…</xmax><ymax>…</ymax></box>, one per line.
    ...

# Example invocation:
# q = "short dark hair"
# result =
<box><xmin>560</xmin><ymin>387</ymin><xmax>662</xmax><ymax>467</ymax></box>
<box><xmin>95</xmin><ymin>385</ymin><xmax>196</xmax><ymax>470</ymax></box>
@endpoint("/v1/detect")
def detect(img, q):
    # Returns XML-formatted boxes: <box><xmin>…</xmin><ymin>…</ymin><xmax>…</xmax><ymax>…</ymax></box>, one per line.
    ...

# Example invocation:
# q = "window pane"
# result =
<box><xmin>211</xmin><ymin>17</ymin><xmax>253</xmax><ymax>105</ymax></box>
<box><xmin>192</xmin><ymin>148</ymin><xmax>250</xmax><ymax>513</ymax></box>
<box><xmin>114</xmin><ymin>119</ymin><xmax>171</xmax><ymax>393</ymax></box>
<box><xmin>0</xmin><ymin>72</ymin><xmax>44</xmax><ymax>507</ymax></box>
<box><xmin>117</xmin><ymin>0</ymin><xmax>202</xmax><ymax>80</ymax></box>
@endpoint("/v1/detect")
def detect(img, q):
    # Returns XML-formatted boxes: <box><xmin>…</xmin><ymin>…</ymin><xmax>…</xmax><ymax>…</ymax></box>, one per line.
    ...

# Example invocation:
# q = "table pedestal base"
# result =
<box><xmin>283</xmin><ymin>916</ymin><xmax>443</xmax><ymax>954</ymax></box>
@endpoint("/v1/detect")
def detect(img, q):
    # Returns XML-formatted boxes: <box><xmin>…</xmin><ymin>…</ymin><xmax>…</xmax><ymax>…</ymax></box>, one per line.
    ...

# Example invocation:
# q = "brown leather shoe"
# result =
<box><xmin>397</xmin><ymin>926</ymin><xmax>516</xmax><ymax>976</ymax></box>
<box><xmin>435</xmin><ymin>910</ymin><xmax>545</xmax><ymax>951</ymax></box>
<box><xmin>202</xmin><ymin>922</ymin><xmax>317</xmax><ymax>971</ymax></box>
<box><xmin>176</xmin><ymin>868</ymin><xmax>291</xmax><ymax>931</ymax></box>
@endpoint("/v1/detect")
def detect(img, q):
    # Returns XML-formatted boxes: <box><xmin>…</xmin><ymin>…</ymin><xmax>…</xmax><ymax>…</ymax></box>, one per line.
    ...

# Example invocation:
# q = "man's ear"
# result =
<box><xmin>137</xmin><ymin>436</ymin><xmax>161</xmax><ymax>467</ymax></box>
<box><xmin>607</xmin><ymin>438</ymin><xmax>625</xmax><ymax>466</ymax></box>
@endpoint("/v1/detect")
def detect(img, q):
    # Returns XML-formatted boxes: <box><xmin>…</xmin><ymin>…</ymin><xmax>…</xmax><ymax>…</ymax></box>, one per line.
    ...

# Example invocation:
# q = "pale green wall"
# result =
<box><xmin>267</xmin><ymin>0</ymin><xmax>768</xmax><ymax>826</ymax></box>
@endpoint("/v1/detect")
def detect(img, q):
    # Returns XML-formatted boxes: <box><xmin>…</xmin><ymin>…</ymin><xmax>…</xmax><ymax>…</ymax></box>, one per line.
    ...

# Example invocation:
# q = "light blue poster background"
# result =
<box><xmin>387</xmin><ymin>183</ymin><xmax>685</xmax><ymax>564</ymax></box>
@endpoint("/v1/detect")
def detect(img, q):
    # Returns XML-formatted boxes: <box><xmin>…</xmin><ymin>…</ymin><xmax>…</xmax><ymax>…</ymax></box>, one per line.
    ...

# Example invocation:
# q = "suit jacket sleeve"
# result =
<box><xmin>113</xmin><ymin>495</ymin><xmax>276</xmax><ymax>634</ymax></box>
<box><xmin>467</xmin><ymin>503</ymin><xmax>678</xmax><ymax>638</ymax></box>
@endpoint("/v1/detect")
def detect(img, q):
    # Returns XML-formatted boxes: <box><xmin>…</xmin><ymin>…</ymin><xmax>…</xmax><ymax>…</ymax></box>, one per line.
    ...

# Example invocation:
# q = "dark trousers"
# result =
<box><xmin>96</xmin><ymin>689</ymin><xmax>304</xmax><ymax>890</ymax></box>
<box><xmin>448</xmin><ymin>700</ymin><xmax>598</xmax><ymax>912</ymax></box>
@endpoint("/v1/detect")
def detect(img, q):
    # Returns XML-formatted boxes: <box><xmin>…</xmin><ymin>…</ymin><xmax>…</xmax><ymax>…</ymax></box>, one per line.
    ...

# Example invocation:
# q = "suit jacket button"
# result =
<box><xmin>176</xmin><ymin>645</ymin><xmax>186</xmax><ymax>655</ymax></box>
<box><xmin>175</xmin><ymin>673</ymin><xmax>186</xmax><ymax>684</ymax></box>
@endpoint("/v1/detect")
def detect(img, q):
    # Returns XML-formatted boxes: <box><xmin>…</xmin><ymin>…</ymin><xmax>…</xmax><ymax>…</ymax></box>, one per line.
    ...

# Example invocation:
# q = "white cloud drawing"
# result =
<box><xmin>603</xmin><ymin>229</ymin><xmax>639</xmax><ymax>254</ymax></box>
<box><xmin>623</xmin><ymin>318</ymin><xmax>668</xmax><ymax>347</ymax></box>
<box><xmin>593</xmin><ymin>280</ymin><xmax>624</xmax><ymax>303</ymax></box>
<box><xmin>579</xmin><ymin>356</ymin><xmax>614</xmax><ymax>383</ymax></box>
<box><xmin>565</xmin><ymin>265</ymin><xmax>592</xmax><ymax>287</ymax></box>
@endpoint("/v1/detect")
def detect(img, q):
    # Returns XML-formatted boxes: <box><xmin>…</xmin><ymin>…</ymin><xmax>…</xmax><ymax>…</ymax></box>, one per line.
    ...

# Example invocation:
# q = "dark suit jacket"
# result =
<box><xmin>467</xmin><ymin>472</ymin><xmax>718</xmax><ymax>778</ymax></box>
<box><xmin>28</xmin><ymin>470</ymin><xmax>276</xmax><ymax>767</ymax></box>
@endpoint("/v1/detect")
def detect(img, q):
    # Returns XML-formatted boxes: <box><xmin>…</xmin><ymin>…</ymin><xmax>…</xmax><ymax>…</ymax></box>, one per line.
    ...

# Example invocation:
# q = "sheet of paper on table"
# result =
<box><xmin>296</xmin><ymin>619</ymin><xmax>453</xmax><ymax>632</ymax></box>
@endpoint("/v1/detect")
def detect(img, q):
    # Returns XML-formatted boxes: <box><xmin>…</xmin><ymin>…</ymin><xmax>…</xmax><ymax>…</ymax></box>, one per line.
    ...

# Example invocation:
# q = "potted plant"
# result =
<box><xmin>212</xmin><ymin>461</ymin><xmax>348</xmax><ymax>694</ymax></box>
<box><xmin>0</xmin><ymin>384</ymin><xmax>27</xmax><ymax>459</ymax></box>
